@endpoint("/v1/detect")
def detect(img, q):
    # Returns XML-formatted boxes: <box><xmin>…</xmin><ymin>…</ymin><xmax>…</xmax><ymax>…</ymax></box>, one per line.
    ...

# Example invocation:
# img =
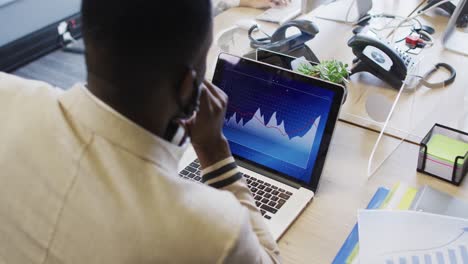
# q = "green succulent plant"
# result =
<box><xmin>297</xmin><ymin>60</ymin><xmax>349</xmax><ymax>84</ymax></box>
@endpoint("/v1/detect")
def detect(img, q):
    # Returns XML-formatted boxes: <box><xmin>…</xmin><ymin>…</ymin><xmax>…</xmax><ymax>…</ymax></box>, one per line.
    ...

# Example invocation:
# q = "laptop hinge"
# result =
<box><xmin>235</xmin><ymin>159</ymin><xmax>302</xmax><ymax>189</ymax></box>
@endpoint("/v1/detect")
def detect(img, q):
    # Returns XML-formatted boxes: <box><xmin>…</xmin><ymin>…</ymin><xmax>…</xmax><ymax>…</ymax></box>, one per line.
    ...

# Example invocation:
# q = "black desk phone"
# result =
<box><xmin>246</xmin><ymin>20</ymin><xmax>320</xmax><ymax>63</ymax></box>
<box><xmin>348</xmin><ymin>31</ymin><xmax>415</xmax><ymax>89</ymax></box>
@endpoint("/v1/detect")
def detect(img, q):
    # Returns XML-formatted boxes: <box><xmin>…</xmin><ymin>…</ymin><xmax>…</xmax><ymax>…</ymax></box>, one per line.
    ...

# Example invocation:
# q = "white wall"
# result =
<box><xmin>0</xmin><ymin>0</ymin><xmax>81</xmax><ymax>47</ymax></box>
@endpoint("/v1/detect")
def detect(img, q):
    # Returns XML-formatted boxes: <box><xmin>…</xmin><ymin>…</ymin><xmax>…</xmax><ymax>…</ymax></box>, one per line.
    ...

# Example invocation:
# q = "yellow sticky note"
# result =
<box><xmin>426</xmin><ymin>134</ymin><xmax>468</xmax><ymax>165</ymax></box>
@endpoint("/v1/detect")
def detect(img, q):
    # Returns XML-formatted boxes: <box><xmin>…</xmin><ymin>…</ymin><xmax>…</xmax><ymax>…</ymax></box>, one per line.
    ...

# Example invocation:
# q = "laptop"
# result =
<box><xmin>178</xmin><ymin>53</ymin><xmax>344</xmax><ymax>240</ymax></box>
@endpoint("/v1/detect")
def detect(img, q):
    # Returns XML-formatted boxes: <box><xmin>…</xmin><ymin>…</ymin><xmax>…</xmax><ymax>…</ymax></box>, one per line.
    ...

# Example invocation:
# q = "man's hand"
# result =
<box><xmin>182</xmin><ymin>80</ymin><xmax>232</xmax><ymax>169</ymax></box>
<box><xmin>239</xmin><ymin>0</ymin><xmax>290</xmax><ymax>9</ymax></box>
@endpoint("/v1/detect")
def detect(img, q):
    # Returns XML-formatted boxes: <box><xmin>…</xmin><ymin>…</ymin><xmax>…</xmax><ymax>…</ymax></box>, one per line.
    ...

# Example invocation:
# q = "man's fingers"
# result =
<box><xmin>200</xmin><ymin>82</ymin><xmax>223</xmax><ymax>112</ymax></box>
<box><xmin>203</xmin><ymin>80</ymin><xmax>225</xmax><ymax>100</ymax></box>
<box><xmin>197</xmin><ymin>85</ymin><xmax>209</xmax><ymax>113</ymax></box>
<box><xmin>203</xmin><ymin>80</ymin><xmax>228</xmax><ymax>107</ymax></box>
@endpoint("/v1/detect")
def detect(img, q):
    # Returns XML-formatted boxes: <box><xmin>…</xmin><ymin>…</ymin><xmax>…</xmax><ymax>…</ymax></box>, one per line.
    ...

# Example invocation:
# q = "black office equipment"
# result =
<box><xmin>0</xmin><ymin>0</ymin><xmax>82</xmax><ymax>72</ymax></box>
<box><xmin>246</xmin><ymin>20</ymin><xmax>320</xmax><ymax>63</ymax></box>
<box><xmin>348</xmin><ymin>32</ymin><xmax>414</xmax><ymax>89</ymax></box>
<box><xmin>417</xmin><ymin>124</ymin><xmax>468</xmax><ymax>186</ymax></box>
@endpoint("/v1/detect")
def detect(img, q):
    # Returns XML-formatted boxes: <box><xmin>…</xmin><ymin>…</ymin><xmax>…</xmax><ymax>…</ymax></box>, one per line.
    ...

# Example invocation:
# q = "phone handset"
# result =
<box><xmin>348</xmin><ymin>33</ymin><xmax>414</xmax><ymax>89</ymax></box>
<box><xmin>269</xmin><ymin>20</ymin><xmax>319</xmax><ymax>43</ymax></box>
<box><xmin>247</xmin><ymin>20</ymin><xmax>320</xmax><ymax>63</ymax></box>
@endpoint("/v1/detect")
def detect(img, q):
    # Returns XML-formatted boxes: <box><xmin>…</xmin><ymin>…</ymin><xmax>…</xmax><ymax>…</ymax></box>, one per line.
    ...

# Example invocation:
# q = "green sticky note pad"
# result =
<box><xmin>426</xmin><ymin>134</ymin><xmax>468</xmax><ymax>165</ymax></box>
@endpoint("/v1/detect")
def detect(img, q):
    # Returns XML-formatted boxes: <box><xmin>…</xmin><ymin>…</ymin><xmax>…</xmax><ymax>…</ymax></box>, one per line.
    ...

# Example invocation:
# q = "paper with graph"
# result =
<box><xmin>358</xmin><ymin>210</ymin><xmax>468</xmax><ymax>264</ymax></box>
<box><xmin>0</xmin><ymin>0</ymin><xmax>17</xmax><ymax>7</ymax></box>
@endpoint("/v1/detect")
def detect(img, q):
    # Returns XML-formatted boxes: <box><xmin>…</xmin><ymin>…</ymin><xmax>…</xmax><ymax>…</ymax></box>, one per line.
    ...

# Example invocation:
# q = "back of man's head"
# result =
<box><xmin>81</xmin><ymin>0</ymin><xmax>212</xmax><ymax>90</ymax></box>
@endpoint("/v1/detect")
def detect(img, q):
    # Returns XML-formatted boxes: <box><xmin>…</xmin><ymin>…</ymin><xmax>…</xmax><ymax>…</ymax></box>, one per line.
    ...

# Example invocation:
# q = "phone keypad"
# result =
<box><xmin>371</xmin><ymin>32</ymin><xmax>416</xmax><ymax>69</ymax></box>
<box><xmin>395</xmin><ymin>46</ymin><xmax>415</xmax><ymax>68</ymax></box>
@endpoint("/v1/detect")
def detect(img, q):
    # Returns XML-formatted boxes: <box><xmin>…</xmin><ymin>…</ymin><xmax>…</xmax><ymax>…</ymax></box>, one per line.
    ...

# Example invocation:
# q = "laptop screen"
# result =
<box><xmin>213</xmin><ymin>53</ymin><xmax>343</xmax><ymax>189</ymax></box>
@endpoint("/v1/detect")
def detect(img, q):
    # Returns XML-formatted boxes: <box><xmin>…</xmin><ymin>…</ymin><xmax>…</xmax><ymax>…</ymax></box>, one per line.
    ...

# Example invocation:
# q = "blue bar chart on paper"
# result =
<box><xmin>358</xmin><ymin>211</ymin><xmax>468</xmax><ymax>264</ymax></box>
<box><xmin>384</xmin><ymin>230</ymin><xmax>468</xmax><ymax>264</ymax></box>
<box><xmin>219</xmin><ymin>67</ymin><xmax>334</xmax><ymax>183</ymax></box>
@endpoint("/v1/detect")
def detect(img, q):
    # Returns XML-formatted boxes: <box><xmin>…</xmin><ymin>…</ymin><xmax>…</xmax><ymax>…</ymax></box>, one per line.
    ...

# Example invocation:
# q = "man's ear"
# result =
<box><xmin>178</xmin><ymin>69</ymin><xmax>197</xmax><ymax>109</ymax></box>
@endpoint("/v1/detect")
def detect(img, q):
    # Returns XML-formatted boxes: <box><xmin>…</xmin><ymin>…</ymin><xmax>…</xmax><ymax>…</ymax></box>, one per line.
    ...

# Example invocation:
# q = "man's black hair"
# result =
<box><xmin>81</xmin><ymin>0</ymin><xmax>212</xmax><ymax>88</ymax></box>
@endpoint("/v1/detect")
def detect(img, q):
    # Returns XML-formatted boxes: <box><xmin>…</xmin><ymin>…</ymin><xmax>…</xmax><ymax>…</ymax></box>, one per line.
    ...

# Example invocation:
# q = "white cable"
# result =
<box><xmin>366</xmin><ymin>76</ymin><xmax>408</xmax><ymax>178</ymax></box>
<box><xmin>373</xmin><ymin>24</ymin><xmax>415</xmax><ymax>31</ymax></box>
<box><xmin>419</xmin><ymin>30</ymin><xmax>434</xmax><ymax>48</ymax></box>
<box><xmin>389</xmin><ymin>0</ymin><xmax>451</xmax><ymax>43</ymax></box>
<box><xmin>355</xmin><ymin>13</ymin><xmax>413</xmax><ymax>26</ymax></box>
<box><xmin>366</xmin><ymin>55</ymin><xmax>427</xmax><ymax>179</ymax></box>
<box><xmin>365</xmin><ymin>1</ymin><xmax>452</xmax><ymax>177</ymax></box>
<box><xmin>354</xmin><ymin>13</ymin><xmax>420</xmax><ymax>35</ymax></box>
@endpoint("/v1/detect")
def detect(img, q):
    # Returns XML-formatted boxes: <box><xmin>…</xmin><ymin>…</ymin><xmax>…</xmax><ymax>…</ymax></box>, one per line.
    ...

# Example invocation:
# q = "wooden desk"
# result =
<box><xmin>210</xmin><ymin>2</ymin><xmax>468</xmax><ymax>143</ymax></box>
<box><xmin>177</xmin><ymin>118</ymin><xmax>468</xmax><ymax>263</ymax></box>
<box><xmin>207</xmin><ymin>5</ymin><xmax>468</xmax><ymax>264</ymax></box>
<box><xmin>276</xmin><ymin>122</ymin><xmax>468</xmax><ymax>264</ymax></box>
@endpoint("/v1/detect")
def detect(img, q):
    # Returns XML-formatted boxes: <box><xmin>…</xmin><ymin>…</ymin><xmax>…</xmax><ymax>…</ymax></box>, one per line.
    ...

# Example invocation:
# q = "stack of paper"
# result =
<box><xmin>333</xmin><ymin>184</ymin><xmax>468</xmax><ymax>264</ymax></box>
<box><xmin>332</xmin><ymin>183</ymin><xmax>418</xmax><ymax>264</ymax></box>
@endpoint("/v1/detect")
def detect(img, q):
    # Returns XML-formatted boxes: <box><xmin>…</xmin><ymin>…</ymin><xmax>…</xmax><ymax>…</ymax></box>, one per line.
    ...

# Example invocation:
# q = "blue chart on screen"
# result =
<box><xmin>220</xmin><ymin>66</ymin><xmax>334</xmax><ymax>183</ymax></box>
<box><xmin>226</xmin><ymin>109</ymin><xmax>320</xmax><ymax>168</ymax></box>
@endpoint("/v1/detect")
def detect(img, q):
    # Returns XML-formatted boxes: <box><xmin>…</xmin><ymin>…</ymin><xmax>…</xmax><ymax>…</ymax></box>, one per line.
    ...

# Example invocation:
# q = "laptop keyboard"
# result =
<box><xmin>179</xmin><ymin>160</ymin><xmax>292</xmax><ymax>220</ymax></box>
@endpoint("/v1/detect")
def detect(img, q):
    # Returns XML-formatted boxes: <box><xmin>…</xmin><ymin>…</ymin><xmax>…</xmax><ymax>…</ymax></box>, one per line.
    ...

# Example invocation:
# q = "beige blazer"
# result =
<box><xmin>0</xmin><ymin>73</ymin><xmax>280</xmax><ymax>264</ymax></box>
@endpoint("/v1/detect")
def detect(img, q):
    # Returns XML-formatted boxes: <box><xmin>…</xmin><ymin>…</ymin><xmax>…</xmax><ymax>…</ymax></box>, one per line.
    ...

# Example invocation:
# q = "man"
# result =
<box><xmin>213</xmin><ymin>0</ymin><xmax>290</xmax><ymax>15</ymax></box>
<box><xmin>0</xmin><ymin>0</ymin><xmax>280</xmax><ymax>263</ymax></box>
